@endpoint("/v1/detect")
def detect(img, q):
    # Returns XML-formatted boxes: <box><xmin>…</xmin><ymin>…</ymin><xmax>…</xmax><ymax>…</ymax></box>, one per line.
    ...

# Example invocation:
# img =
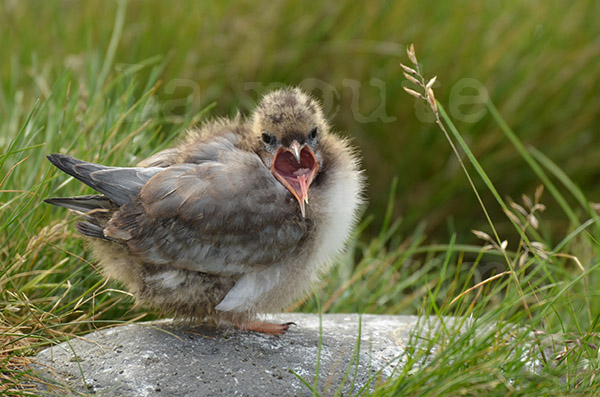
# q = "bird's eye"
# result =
<box><xmin>262</xmin><ymin>132</ymin><xmax>274</xmax><ymax>145</ymax></box>
<box><xmin>308</xmin><ymin>127</ymin><xmax>318</xmax><ymax>140</ymax></box>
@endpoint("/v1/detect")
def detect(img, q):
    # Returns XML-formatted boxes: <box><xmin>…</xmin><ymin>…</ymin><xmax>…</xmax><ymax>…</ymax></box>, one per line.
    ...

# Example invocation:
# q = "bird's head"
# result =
<box><xmin>252</xmin><ymin>88</ymin><xmax>329</xmax><ymax>217</ymax></box>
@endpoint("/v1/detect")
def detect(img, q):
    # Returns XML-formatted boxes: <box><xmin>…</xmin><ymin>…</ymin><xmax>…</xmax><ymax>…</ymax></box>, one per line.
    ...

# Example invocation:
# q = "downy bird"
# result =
<box><xmin>45</xmin><ymin>88</ymin><xmax>364</xmax><ymax>334</ymax></box>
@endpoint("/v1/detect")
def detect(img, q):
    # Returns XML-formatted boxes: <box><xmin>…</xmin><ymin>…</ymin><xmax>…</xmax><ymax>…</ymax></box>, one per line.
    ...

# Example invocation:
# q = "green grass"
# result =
<box><xmin>1</xmin><ymin>1</ymin><xmax>600</xmax><ymax>395</ymax></box>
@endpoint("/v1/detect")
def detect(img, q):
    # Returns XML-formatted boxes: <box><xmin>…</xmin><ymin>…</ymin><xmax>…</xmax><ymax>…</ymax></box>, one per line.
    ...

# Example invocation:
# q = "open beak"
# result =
<box><xmin>271</xmin><ymin>140</ymin><xmax>319</xmax><ymax>217</ymax></box>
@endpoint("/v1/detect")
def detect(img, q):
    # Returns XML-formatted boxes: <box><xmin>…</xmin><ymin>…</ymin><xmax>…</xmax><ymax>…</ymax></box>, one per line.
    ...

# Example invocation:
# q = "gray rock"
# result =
<box><xmin>32</xmin><ymin>313</ymin><xmax>447</xmax><ymax>396</ymax></box>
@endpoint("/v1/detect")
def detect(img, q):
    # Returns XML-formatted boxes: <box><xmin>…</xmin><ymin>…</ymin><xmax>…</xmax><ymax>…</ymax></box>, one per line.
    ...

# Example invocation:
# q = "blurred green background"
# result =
<box><xmin>1</xmin><ymin>0</ymin><xmax>599</xmax><ymax>243</ymax></box>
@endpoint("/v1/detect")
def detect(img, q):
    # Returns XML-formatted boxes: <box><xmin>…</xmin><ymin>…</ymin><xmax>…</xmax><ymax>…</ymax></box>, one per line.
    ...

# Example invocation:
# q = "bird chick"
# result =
<box><xmin>45</xmin><ymin>88</ymin><xmax>364</xmax><ymax>334</ymax></box>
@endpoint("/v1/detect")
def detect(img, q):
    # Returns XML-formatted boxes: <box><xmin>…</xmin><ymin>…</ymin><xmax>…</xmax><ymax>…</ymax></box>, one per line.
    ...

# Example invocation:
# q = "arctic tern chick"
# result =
<box><xmin>45</xmin><ymin>88</ymin><xmax>364</xmax><ymax>334</ymax></box>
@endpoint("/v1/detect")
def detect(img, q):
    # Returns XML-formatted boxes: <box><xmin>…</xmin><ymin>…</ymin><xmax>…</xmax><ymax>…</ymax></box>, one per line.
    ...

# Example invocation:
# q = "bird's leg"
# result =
<box><xmin>235</xmin><ymin>320</ymin><xmax>296</xmax><ymax>335</ymax></box>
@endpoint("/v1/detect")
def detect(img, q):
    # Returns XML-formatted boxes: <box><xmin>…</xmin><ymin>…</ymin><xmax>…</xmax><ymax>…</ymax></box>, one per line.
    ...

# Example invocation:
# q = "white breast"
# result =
<box><xmin>310</xmin><ymin>162</ymin><xmax>364</xmax><ymax>275</ymax></box>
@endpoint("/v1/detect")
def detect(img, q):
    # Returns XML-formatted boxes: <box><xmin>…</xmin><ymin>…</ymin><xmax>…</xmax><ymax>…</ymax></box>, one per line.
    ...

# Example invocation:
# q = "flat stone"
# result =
<box><xmin>32</xmin><ymin>313</ymin><xmax>449</xmax><ymax>396</ymax></box>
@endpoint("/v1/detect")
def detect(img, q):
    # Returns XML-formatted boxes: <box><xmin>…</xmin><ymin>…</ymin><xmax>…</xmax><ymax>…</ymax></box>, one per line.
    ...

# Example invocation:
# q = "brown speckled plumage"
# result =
<box><xmin>45</xmin><ymin>88</ymin><xmax>364</xmax><ymax>334</ymax></box>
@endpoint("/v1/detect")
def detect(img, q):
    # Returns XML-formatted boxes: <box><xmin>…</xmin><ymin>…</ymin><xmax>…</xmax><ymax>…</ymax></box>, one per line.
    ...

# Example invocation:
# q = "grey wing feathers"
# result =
<box><xmin>134</xmin><ymin>133</ymin><xmax>239</xmax><ymax>167</ymax></box>
<box><xmin>44</xmin><ymin>195</ymin><xmax>115</xmax><ymax>213</ymax></box>
<box><xmin>47</xmin><ymin>154</ymin><xmax>163</xmax><ymax>205</ymax></box>
<box><xmin>135</xmin><ymin>148</ymin><xmax>179</xmax><ymax>167</ymax></box>
<box><xmin>125</xmin><ymin>145</ymin><xmax>307</xmax><ymax>275</ymax></box>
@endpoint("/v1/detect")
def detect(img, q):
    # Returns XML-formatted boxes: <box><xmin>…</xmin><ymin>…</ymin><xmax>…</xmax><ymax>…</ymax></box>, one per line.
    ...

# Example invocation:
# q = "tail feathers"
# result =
<box><xmin>47</xmin><ymin>153</ymin><xmax>110</xmax><ymax>193</ymax></box>
<box><xmin>45</xmin><ymin>195</ymin><xmax>117</xmax><ymax>240</ymax></box>
<box><xmin>46</xmin><ymin>153</ymin><xmax>164</xmax><ymax>239</ymax></box>
<box><xmin>75</xmin><ymin>221</ymin><xmax>106</xmax><ymax>239</ymax></box>
<box><xmin>44</xmin><ymin>195</ymin><xmax>116</xmax><ymax>213</ymax></box>
<box><xmin>46</xmin><ymin>154</ymin><xmax>163</xmax><ymax>205</ymax></box>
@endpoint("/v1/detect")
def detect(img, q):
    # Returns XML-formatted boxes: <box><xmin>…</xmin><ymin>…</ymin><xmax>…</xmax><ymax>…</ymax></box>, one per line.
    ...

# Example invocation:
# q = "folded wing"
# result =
<box><xmin>102</xmin><ymin>138</ymin><xmax>308</xmax><ymax>276</ymax></box>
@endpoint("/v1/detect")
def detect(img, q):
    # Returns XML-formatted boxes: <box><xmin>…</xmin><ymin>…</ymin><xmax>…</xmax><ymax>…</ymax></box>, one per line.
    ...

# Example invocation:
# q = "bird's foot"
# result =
<box><xmin>237</xmin><ymin>321</ymin><xmax>296</xmax><ymax>335</ymax></box>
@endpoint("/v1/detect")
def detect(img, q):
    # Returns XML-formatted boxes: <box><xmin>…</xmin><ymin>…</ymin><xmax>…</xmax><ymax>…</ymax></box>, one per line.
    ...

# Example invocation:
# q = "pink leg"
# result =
<box><xmin>236</xmin><ymin>320</ymin><xmax>296</xmax><ymax>335</ymax></box>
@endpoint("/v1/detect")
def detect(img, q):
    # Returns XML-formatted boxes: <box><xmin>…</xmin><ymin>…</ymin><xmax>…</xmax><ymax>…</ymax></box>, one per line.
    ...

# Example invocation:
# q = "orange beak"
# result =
<box><xmin>271</xmin><ymin>141</ymin><xmax>319</xmax><ymax>217</ymax></box>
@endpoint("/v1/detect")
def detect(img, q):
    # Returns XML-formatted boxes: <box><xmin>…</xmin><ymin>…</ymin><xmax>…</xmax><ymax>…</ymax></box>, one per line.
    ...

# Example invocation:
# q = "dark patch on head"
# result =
<box><xmin>291</xmin><ymin>109</ymin><xmax>309</xmax><ymax>124</ymax></box>
<box><xmin>280</xmin><ymin>131</ymin><xmax>307</xmax><ymax>147</ymax></box>
<box><xmin>268</xmin><ymin>113</ymin><xmax>283</xmax><ymax>124</ymax></box>
<box><xmin>281</xmin><ymin>92</ymin><xmax>298</xmax><ymax>107</ymax></box>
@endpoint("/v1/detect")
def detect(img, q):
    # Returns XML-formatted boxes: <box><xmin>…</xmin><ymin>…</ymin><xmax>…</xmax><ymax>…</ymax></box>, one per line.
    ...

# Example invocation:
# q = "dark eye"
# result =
<box><xmin>262</xmin><ymin>132</ymin><xmax>274</xmax><ymax>145</ymax></box>
<box><xmin>308</xmin><ymin>127</ymin><xmax>318</xmax><ymax>140</ymax></box>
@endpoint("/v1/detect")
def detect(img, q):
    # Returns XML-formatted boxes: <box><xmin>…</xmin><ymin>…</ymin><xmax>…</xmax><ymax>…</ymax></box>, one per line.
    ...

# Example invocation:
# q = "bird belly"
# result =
<box><xmin>89</xmin><ymin>239</ymin><xmax>237</xmax><ymax>321</ymax></box>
